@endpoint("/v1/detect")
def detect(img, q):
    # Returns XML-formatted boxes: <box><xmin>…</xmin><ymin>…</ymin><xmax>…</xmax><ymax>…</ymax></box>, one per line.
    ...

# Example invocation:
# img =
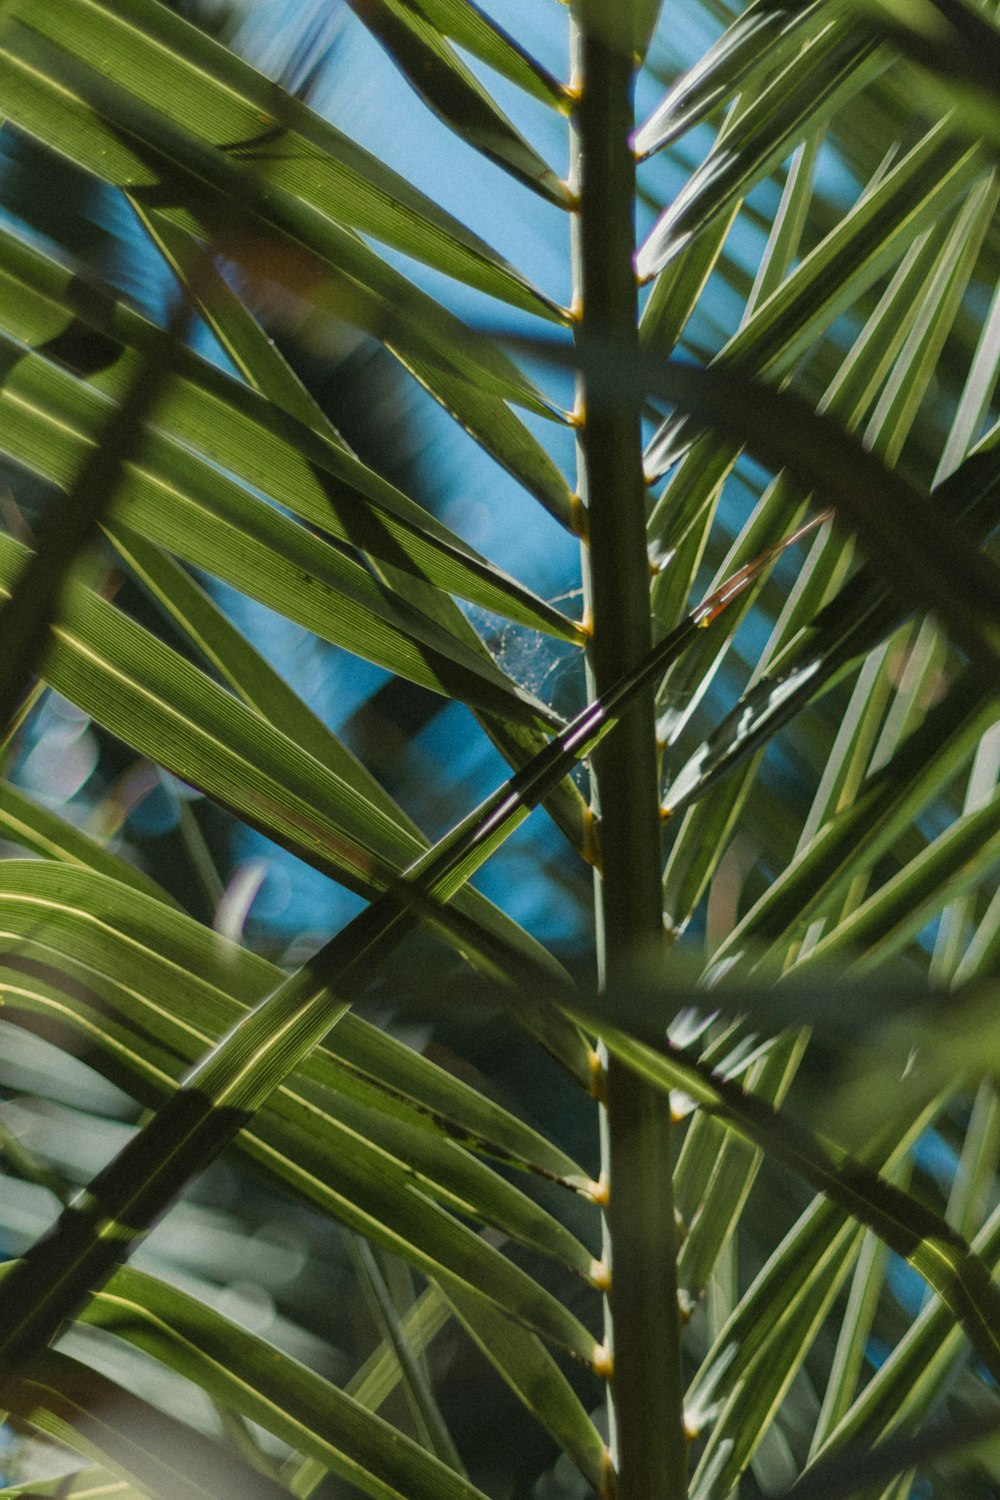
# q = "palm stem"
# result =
<box><xmin>570</xmin><ymin>8</ymin><xmax>688</xmax><ymax>1498</ymax></box>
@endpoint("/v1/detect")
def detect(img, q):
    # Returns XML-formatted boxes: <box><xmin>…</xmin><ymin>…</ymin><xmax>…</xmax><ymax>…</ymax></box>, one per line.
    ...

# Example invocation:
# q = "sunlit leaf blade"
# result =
<box><xmin>0</xmin><ymin>533</ymin><xmax>802</xmax><ymax>1372</ymax></box>
<box><xmin>863</xmin><ymin>170</ymin><xmax>999</xmax><ymax>467</ymax></box>
<box><xmin>111</xmin><ymin>530</ymin><xmax>433</xmax><ymax>837</ymax></box>
<box><xmin>706</xmin><ymin>669</ymin><xmax>996</xmax><ymax>974</ymax></box>
<box><xmin>72</xmin><ymin>1266</ymin><xmax>495</xmax><ymax>1500</ymax></box>
<box><xmin>663</xmin><ymin>1019</ymin><xmax>941</xmax><ymax>1485</ymax></box>
<box><xmin>0</xmin><ymin>1349</ymin><xmax>292</xmax><ymax>1500</ymax></box>
<box><xmin>648</xmin><ymin>127</ymin><xmax>819</xmax><ymax>708</ymax></box>
<box><xmin>638</xmin><ymin>25</ymin><xmax>885</xmax><ymax>276</ymax></box>
<box><xmin>936</xmin><ymin>275</ymin><xmax>1000</xmax><ymax>487</ymax></box>
<box><xmin>639</xmin><ymin>205</ymin><xmax>740</xmax><ymax>359</ymax></box>
<box><xmin>635</xmin><ymin>0</ymin><xmax>826</xmax><ymax>158</ymax></box>
<box><xmin>661</xmin><ymin>760</ymin><xmax>755</xmax><ymax>939</ymax></box>
<box><xmin>657</xmin><ymin>196</ymin><xmax>1000</xmax><ymax>845</ymax></box>
<box><xmin>707</xmin><ymin>124</ymin><xmax>985</xmax><ymax>383</ymax></box>
<box><xmin>809</xmin><ymin>1086</ymin><xmax>1000</xmax><ymax>1466</ymax></box>
<box><xmin>806</xmin><ymin>1201</ymin><xmax>1000</xmax><ymax>1477</ymax></box>
<box><xmin>391</xmin><ymin>346</ymin><xmax>580</xmax><ymax>530</ymax></box>
<box><xmin>0</xmin><ymin>862</ymin><xmax>589</xmax><ymax>1191</ymax></box>
<box><xmin>744</xmin><ymin>131</ymin><xmax>821</xmax><ymax>314</ymax></box>
<box><xmin>0</xmin><ymin>532</ymin><xmax>571</xmax><ymax>995</ymax></box>
<box><xmin>0</xmin><ymin>897</ymin><xmax>599</xmax><ymax>1360</ymax></box>
<box><xmin>661</xmin><ymin>435</ymin><xmax>1000</xmax><ymax>815</ymax></box>
<box><xmin>0</xmin><ymin>21</ymin><xmax>562</xmax><ymax>429</ymax></box>
<box><xmin>394</xmin><ymin>0</ymin><xmax>570</xmax><ymax>109</ymax></box>
<box><xmin>0</xmin><ymin>778</ymin><xmax>172</xmax><ymax>904</ymax></box>
<box><xmin>0</xmin><ymin>1467</ymin><xmax>137</xmax><ymax>1498</ymax></box>
<box><xmin>688</xmin><ymin>1158</ymin><xmax>923</xmax><ymax>1499</ymax></box>
<box><xmin>0</xmin><ymin>345</ymin><xmax>569</xmax><ymax>723</ymax></box>
<box><xmin>644</xmin><ymin>126</ymin><xmax>988</xmax><ymax>480</ymax></box>
<box><xmin>112</xmin><ymin>229</ymin><xmax>590</xmax><ymax>852</ymax></box>
<box><xmin>792</xmin><ymin>785</ymin><xmax>1000</xmax><ymax>973</ymax></box>
<box><xmin>674</xmin><ymin>1030</ymin><xmax>805</xmax><ymax>1303</ymax></box>
<box><xmin>643</xmin><ymin>365</ymin><xmax>1000</xmax><ymax>695</ymax></box>
<box><xmin>344</xmin><ymin>0</ymin><xmax>572</xmax><ymax>205</ymax></box>
<box><xmin>955</xmin><ymin>885</ymin><xmax>1000</xmax><ymax>984</ymax></box>
<box><xmin>949</xmin><ymin>1080</ymin><xmax>1000</xmax><ymax>1245</ymax></box>
<box><xmin>140</xmin><ymin>206</ymin><xmax>580</xmax><ymax>532</ymax></box>
<box><xmin>438</xmin><ymin>1280</ymin><xmax>609</xmax><ymax>1493</ymax></box>
<box><xmin>811</xmin><ymin>1223</ymin><xmax>895</xmax><ymax>1455</ymax></box>
<box><xmin>0</xmin><ymin>226</ymin><xmax>583</xmax><ymax>642</ymax></box>
<box><xmin>1</xmin><ymin>0</ymin><xmax>566</xmax><ymax>325</ymax></box>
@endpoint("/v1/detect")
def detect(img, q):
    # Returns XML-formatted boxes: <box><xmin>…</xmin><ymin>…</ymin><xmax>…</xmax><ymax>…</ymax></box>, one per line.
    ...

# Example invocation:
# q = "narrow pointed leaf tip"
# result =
<box><xmin>692</xmin><ymin>510</ymin><xmax>834</xmax><ymax>628</ymax></box>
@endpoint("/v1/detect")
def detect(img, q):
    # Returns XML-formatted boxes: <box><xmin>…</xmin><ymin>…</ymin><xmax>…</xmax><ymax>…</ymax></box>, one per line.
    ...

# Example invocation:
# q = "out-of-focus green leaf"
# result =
<box><xmin>845</xmin><ymin>0</ymin><xmax>1000</xmax><ymax>151</ymax></box>
<box><xmin>72</xmin><ymin>1266</ymin><xmax>494</xmax><ymax>1500</ymax></box>
<box><xmin>0</xmin><ymin>1467</ymin><xmax>138</xmax><ymax>1498</ymax></box>
<box><xmin>348</xmin><ymin>1237</ymin><xmax>465</xmax><ymax>1473</ymax></box>
<box><xmin>0</xmin><ymin>1349</ymin><xmax>292</xmax><ymax>1500</ymax></box>
<box><xmin>344</xmin><ymin>1283</ymin><xmax>454</xmax><ymax>1419</ymax></box>
<box><xmin>793</xmin><ymin>1406</ymin><xmax>1000</xmax><ymax>1500</ymax></box>
<box><xmin>0</xmin><ymin>941</ymin><xmax>600</xmax><ymax>1362</ymax></box>
<box><xmin>0</xmin><ymin>300</ymin><xmax>189</xmax><ymax>733</ymax></box>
